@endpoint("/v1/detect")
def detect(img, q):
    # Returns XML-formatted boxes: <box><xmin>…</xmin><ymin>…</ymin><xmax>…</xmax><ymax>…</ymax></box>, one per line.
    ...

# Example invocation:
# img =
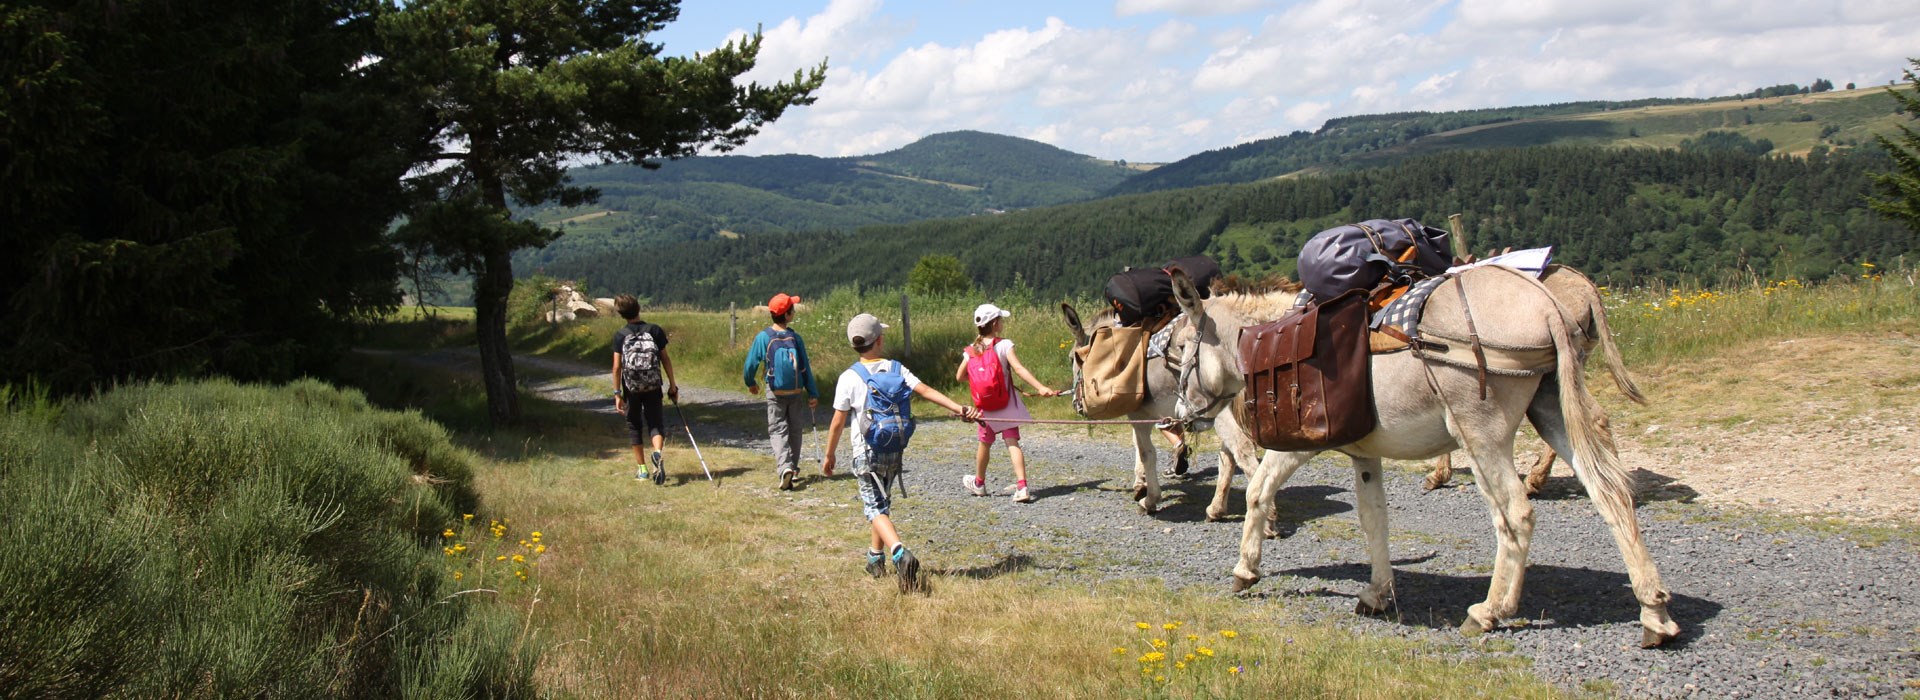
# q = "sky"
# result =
<box><xmin>649</xmin><ymin>0</ymin><xmax>1920</xmax><ymax>163</ymax></box>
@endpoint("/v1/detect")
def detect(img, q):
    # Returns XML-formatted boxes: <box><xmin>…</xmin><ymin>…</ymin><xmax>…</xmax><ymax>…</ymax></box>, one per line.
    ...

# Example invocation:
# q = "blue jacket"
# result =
<box><xmin>742</xmin><ymin>326</ymin><xmax>819</xmax><ymax>398</ymax></box>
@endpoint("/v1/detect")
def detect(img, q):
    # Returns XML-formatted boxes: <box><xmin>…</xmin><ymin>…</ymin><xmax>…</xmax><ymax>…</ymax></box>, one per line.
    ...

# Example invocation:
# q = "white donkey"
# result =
<box><xmin>1163</xmin><ymin>266</ymin><xmax>1680</xmax><ymax>648</ymax></box>
<box><xmin>1059</xmin><ymin>303</ymin><xmax>1263</xmax><ymax>521</ymax></box>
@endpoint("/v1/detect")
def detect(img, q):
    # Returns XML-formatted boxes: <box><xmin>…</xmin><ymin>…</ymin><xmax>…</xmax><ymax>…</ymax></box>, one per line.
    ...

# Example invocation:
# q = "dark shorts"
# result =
<box><xmin>623</xmin><ymin>390</ymin><xmax>665</xmax><ymax>445</ymax></box>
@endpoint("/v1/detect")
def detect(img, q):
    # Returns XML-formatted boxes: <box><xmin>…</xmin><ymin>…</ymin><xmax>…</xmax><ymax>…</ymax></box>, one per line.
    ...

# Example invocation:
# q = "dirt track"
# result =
<box><xmin>371</xmin><ymin>348</ymin><xmax>1920</xmax><ymax>699</ymax></box>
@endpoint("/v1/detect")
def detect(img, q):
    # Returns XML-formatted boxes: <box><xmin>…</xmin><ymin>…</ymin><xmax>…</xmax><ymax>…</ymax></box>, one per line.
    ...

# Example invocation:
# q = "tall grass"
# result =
<box><xmin>0</xmin><ymin>379</ymin><xmax>537</xmax><ymax>698</ymax></box>
<box><xmin>1606</xmin><ymin>261</ymin><xmax>1919</xmax><ymax>365</ymax></box>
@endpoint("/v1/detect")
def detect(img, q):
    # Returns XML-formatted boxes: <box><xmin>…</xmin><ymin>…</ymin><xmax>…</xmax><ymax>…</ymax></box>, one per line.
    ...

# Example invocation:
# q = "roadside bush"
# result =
<box><xmin>0</xmin><ymin>379</ymin><xmax>534</xmax><ymax>698</ymax></box>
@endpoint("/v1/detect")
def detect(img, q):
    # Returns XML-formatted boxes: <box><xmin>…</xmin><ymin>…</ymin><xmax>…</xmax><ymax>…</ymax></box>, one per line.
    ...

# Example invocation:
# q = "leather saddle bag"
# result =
<box><xmin>1072</xmin><ymin>324</ymin><xmax>1149</xmax><ymax>419</ymax></box>
<box><xmin>1234</xmin><ymin>288</ymin><xmax>1376</xmax><ymax>451</ymax></box>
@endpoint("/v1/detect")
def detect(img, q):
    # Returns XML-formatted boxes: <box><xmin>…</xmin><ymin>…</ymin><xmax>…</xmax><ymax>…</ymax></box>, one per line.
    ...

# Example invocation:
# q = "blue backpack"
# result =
<box><xmin>850</xmin><ymin>360</ymin><xmax>914</xmax><ymax>454</ymax></box>
<box><xmin>765</xmin><ymin>329</ymin><xmax>803</xmax><ymax>392</ymax></box>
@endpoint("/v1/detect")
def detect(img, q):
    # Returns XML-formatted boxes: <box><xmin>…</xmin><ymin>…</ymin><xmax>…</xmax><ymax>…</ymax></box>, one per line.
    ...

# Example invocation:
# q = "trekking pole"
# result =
<box><xmin>671</xmin><ymin>398</ymin><xmax>718</xmax><ymax>487</ymax></box>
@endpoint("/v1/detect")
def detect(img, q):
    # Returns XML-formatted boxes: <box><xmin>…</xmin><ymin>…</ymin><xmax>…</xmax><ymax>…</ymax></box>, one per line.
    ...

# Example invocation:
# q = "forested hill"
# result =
<box><xmin>1112</xmin><ymin>87</ymin><xmax>1903</xmax><ymax>195</ymax></box>
<box><xmin>512</xmin><ymin>131</ymin><xmax>1135</xmax><ymax>270</ymax></box>
<box><xmin>547</xmin><ymin>145</ymin><xmax>1913</xmax><ymax>306</ymax></box>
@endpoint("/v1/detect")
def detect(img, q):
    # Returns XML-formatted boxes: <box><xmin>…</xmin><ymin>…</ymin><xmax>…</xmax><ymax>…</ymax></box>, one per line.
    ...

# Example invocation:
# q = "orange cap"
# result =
<box><xmin>768</xmin><ymin>293</ymin><xmax>800</xmax><ymax>316</ymax></box>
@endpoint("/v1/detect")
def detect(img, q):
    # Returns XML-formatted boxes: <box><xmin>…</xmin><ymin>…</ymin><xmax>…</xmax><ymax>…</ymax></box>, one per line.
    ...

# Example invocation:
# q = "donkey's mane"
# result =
<box><xmin>1205</xmin><ymin>289</ymin><xmax>1300</xmax><ymax>325</ymax></box>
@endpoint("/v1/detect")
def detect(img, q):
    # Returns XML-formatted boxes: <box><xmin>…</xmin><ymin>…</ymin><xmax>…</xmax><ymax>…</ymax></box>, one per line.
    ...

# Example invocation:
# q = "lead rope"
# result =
<box><xmin>1452</xmin><ymin>274</ymin><xmax>1490</xmax><ymax>400</ymax></box>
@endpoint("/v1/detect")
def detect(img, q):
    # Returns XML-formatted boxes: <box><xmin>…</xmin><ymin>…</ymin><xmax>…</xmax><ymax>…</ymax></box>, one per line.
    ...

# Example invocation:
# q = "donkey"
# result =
<box><xmin>1163</xmin><ymin>265</ymin><xmax>1680</xmax><ymax>648</ymax></box>
<box><xmin>1059</xmin><ymin>303</ymin><xmax>1262</xmax><ymax>520</ymax></box>
<box><xmin>1422</xmin><ymin>265</ymin><xmax>1647</xmax><ymax>493</ymax></box>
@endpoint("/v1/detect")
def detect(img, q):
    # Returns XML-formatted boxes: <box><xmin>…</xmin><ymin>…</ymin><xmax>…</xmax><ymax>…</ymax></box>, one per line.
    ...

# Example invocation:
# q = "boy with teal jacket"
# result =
<box><xmin>742</xmin><ymin>293</ymin><xmax>819</xmax><ymax>490</ymax></box>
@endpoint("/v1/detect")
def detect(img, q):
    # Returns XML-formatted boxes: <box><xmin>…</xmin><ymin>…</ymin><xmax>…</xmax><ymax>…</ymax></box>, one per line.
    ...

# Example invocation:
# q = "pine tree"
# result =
<box><xmin>1868</xmin><ymin>60</ymin><xmax>1920</xmax><ymax>236</ymax></box>
<box><xmin>379</xmin><ymin>0</ymin><xmax>824</xmax><ymax>425</ymax></box>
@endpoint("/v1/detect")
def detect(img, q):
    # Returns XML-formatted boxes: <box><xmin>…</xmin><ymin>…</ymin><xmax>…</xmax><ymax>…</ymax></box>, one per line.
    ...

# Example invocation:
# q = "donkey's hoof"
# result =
<box><xmin>1205</xmin><ymin>506</ymin><xmax>1225</xmax><ymax>522</ymax></box>
<box><xmin>1230</xmin><ymin>574</ymin><xmax>1259</xmax><ymax>593</ymax></box>
<box><xmin>1457</xmin><ymin>617</ymin><xmax>1491</xmax><ymax>637</ymax></box>
<box><xmin>1422</xmin><ymin>474</ymin><xmax>1447</xmax><ymax>491</ymax></box>
<box><xmin>1132</xmin><ymin>484</ymin><xmax>1149</xmax><ymax>502</ymax></box>
<box><xmin>1355</xmin><ymin>598</ymin><xmax>1393</xmax><ymax>617</ymax></box>
<box><xmin>1640</xmin><ymin>627</ymin><xmax>1673</xmax><ymax>648</ymax></box>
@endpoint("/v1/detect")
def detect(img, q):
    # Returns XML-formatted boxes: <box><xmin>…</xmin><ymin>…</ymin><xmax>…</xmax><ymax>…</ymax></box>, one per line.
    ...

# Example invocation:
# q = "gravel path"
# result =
<box><xmin>376</xmin><ymin>349</ymin><xmax>1920</xmax><ymax>698</ymax></box>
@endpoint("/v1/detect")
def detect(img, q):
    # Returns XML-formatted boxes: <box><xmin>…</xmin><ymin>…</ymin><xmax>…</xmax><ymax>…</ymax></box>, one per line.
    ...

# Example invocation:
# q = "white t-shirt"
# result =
<box><xmin>834</xmin><ymin>358</ymin><xmax>921</xmax><ymax>444</ymax></box>
<box><xmin>967</xmin><ymin>338</ymin><xmax>1032</xmax><ymax>431</ymax></box>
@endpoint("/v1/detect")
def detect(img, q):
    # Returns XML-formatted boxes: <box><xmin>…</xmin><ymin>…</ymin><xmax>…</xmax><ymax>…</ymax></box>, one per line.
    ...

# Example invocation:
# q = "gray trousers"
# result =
<box><xmin>767</xmin><ymin>392</ymin><xmax>812</xmax><ymax>476</ymax></box>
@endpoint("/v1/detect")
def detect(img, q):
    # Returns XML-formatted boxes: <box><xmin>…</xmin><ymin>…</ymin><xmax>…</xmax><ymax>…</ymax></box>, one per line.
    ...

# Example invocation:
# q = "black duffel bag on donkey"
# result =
<box><xmin>1103</xmin><ymin>255</ymin><xmax>1223</xmax><ymax>327</ymax></box>
<box><xmin>1297</xmin><ymin>219</ymin><xmax>1452</xmax><ymax>299</ymax></box>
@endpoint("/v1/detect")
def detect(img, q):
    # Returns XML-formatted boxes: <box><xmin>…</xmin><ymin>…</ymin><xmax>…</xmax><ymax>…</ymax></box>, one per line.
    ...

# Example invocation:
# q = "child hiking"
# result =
<box><xmin>955</xmin><ymin>303</ymin><xmax>1060</xmax><ymax>503</ymax></box>
<box><xmin>822</xmin><ymin>313</ymin><xmax>978</xmax><ymax>594</ymax></box>
<box><xmin>742</xmin><ymin>293</ymin><xmax>820</xmax><ymax>491</ymax></box>
<box><xmin>610</xmin><ymin>294</ymin><xmax>678</xmax><ymax>485</ymax></box>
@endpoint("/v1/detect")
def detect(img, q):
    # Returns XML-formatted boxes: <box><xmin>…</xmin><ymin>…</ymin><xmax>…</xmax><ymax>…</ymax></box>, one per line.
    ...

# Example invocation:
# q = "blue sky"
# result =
<box><xmin>644</xmin><ymin>0</ymin><xmax>1917</xmax><ymax>162</ymax></box>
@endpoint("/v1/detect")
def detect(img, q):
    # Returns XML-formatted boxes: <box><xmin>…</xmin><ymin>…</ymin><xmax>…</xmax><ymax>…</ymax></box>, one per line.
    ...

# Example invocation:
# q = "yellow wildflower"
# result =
<box><xmin>519</xmin><ymin>540</ymin><xmax>529</xmax><ymax>547</ymax></box>
<box><xmin>1162</xmin><ymin>623</ymin><xmax>1177</xmax><ymax>631</ymax></box>
<box><xmin>1112</xmin><ymin>647</ymin><xmax>1127</xmax><ymax>655</ymax></box>
<box><xmin>1198</xmin><ymin>647</ymin><xmax>1214</xmax><ymax>657</ymax></box>
<box><xmin>1186</xmin><ymin>633</ymin><xmax>1199</xmax><ymax>641</ymax></box>
<box><xmin>1229</xmin><ymin>666</ymin><xmax>1241</xmax><ymax>675</ymax></box>
<box><xmin>531</xmin><ymin>531</ymin><xmax>542</xmax><ymax>539</ymax></box>
<box><xmin>463</xmin><ymin>513</ymin><xmax>474</xmax><ymax>521</ymax></box>
<box><xmin>534</xmin><ymin>544</ymin><xmax>546</xmax><ymax>554</ymax></box>
<box><xmin>442</xmin><ymin>529</ymin><xmax>455</xmax><ymax>538</ymax></box>
<box><xmin>453</xmin><ymin>544</ymin><xmax>466</xmax><ymax>553</ymax></box>
<box><xmin>452</xmin><ymin>571</ymin><xmax>463</xmax><ymax>580</ymax></box>
<box><xmin>1136</xmin><ymin>622</ymin><xmax>1150</xmax><ymax>630</ymax></box>
<box><xmin>1151</xmin><ymin>638</ymin><xmax>1167</xmax><ymax>649</ymax></box>
<box><xmin>1183</xmin><ymin>653</ymin><xmax>1195</xmax><ymax>663</ymax></box>
<box><xmin>512</xmin><ymin>554</ymin><xmax>526</xmax><ymax>563</ymax></box>
<box><xmin>1153</xmin><ymin>675</ymin><xmax>1166</xmax><ymax>684</ymax></box>
<box><xmin>496</xmin><ymin>555</ymin><xmax>507</xmax><ymax>562</ymax></box>
<box><xmin>1175</xmin><ymin>662</ymin><xmax>1186</xmax><ymax>670</ymax></box>
<box><xmin>1219</xmin><ymin>630</ymin><xmax>1238</xmax><ymax>639</ymax></box>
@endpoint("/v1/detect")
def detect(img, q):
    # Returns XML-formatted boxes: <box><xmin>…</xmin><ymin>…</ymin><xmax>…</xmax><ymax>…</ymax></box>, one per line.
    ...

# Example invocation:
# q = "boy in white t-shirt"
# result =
<box><xmin>822</xmin><ymin>313</ymin><xmax>978</xmax><ymax>593</ymax></box>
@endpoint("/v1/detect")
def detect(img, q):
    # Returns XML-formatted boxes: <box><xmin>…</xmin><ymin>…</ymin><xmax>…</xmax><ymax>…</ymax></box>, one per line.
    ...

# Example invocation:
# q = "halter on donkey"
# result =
<box><xmin>1162</xmin><ymin>265</ymin><xmax>1681</xmax><ymax>648</ymax></box>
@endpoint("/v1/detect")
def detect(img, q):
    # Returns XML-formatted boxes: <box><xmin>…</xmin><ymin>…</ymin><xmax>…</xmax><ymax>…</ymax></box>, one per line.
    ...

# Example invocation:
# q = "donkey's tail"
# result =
<box><xmin>1535</xmin><ymin>279</ymin><xmax>1637</xmax><ymax>519</ymax></box>
<box><xmin>1556</xmin><ymin>266</ymin><xmax>1646</xmax><ymax>405</ymax></box>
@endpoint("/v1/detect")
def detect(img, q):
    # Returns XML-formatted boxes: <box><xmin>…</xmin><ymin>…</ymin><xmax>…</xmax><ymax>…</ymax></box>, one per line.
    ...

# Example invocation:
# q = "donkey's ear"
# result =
<box><xmin>1060</xmin><ymin>302</ymin><xmax>1090</xmax><ymax>347</ymax></box>
<box><xmin>1170</xmin><ymin>268</ymin><xmax>1204</xmax><ymax>317</ymax></box>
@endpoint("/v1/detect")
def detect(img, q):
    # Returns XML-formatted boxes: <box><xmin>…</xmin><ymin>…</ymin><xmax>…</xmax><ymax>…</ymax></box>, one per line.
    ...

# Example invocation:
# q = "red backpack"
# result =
<box><xmin>964</xmin><ymin>339</ymin><xmax>1011</xmax><ymax>411</ymax></box>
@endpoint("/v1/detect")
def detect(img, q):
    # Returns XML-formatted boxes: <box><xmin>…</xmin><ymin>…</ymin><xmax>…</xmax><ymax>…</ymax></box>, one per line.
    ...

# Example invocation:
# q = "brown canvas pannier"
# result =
<box><xmin>1233</xmin><ymin>288</ymin><xmax>1375</xmax><ymax>451</ymax></box>
<box><xmin>1071</xmin><ymin>324</ymin><xmax>1148</xmax><ymax>419</ymax></box>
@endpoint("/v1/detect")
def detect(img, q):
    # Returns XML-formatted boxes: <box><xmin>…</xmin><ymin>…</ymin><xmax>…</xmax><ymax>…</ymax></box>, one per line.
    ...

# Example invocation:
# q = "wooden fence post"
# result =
<box><xmin>899</xmin><ymin>293</ymin><xmax>912</xmax><ymax>357</ymax></box>
<box><xmin>729</xmin><ymin>302</ymin><xmax>738</xmax><ymax>348</ymax></box>
<box><xmin>1448</xmin><ymin>213</ymin><xmax>1469</xmax><ymax>261</ymax></box>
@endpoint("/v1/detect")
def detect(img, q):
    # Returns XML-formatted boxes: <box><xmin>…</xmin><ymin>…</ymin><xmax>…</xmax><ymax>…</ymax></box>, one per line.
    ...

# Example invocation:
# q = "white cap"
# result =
<box><xmin>973</xmin><ymin>303</ymin><xmax>1011</xmax><ymax>327</ymax></box>
<box><xmin>847</xmin><ymin>313</ymin><xmax>889</xmax><ymax>347</ymax></box>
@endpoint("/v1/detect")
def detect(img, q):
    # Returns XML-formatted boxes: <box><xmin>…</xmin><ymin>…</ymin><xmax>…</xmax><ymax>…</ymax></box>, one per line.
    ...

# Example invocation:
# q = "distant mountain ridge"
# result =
<box><xmin>1112</xmin><ymin>88</ymin><xmax>1902</xmax><ymax>195</ymax></box>
<box><xmin>514</xmin><ymin>131</ymin><xmax>1135</xmax><ymax>271</ymax></box>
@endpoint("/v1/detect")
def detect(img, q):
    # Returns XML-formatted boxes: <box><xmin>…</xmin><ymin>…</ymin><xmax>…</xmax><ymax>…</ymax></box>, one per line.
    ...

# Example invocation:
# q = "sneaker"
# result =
<box><xmin>962</xmin><ymin>475</ymin><xmax>986</xmax><ymax>497</ymax></box>
<box><xmin>891</xmin><ymin>545</ymin><xmax>920</xmax><ymax>594</ymax></box>
<box><xmin>864</xmin><ymin>551</ymin><xmax>887</xmax><ymax>579</ymax></box>
<box><xmin>779</xmin><ymin>469</ymin><xmax>796</xmax><ymax>491</ymax></box>
<box><xmin>1012</xmin><ymin>486</ymin><xmax>1035</xmax><ymax>503</ymax></box>
<box><xmin>635</xmin><ymin>465</ymin><xmax>649</xmax><ymax>481</ymax></box>
<box><xmin>650</xmin><ymin>451</ymin><xmax>666</xmax><ymax>485</ymax></box>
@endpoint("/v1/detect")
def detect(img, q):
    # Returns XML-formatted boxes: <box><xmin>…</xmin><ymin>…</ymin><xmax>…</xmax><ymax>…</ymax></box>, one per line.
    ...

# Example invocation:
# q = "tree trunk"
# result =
<box><xmin>473</xmin><ymin>246</ymin><xmax>520</xmax><ymax>427</ymax></box>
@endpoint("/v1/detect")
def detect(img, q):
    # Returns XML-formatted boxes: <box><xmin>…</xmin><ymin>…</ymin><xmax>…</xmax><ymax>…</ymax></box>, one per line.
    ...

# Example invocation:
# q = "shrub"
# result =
<box><xmin>0</xmin><ymin>379</ymin><xmax>534</xmax><ymax>698</ymax></box>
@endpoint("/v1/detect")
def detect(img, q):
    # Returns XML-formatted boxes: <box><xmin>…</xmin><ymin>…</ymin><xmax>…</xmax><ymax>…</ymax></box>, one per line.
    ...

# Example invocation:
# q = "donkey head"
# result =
<box><xmin>1168</xmin><ymin>268</ymin><xmax>1244</xmax><ymax>425</ymax></box>
<box><xmin>1059</xmin><ymin>301</ymin><xmax>1092</xmax><ymax>349</ymax></box>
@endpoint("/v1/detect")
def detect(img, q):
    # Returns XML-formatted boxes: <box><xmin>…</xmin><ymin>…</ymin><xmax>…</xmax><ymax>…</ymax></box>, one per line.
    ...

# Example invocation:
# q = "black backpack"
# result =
<box><xmin>619</xmin><ymin>326</ymin><xmax>663</xmax><ymax>394</ymax></box>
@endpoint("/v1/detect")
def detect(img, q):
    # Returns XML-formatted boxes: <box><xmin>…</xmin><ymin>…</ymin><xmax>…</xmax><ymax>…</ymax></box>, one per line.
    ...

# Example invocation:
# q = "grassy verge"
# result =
<box><xmin>1604</xmin><ymin>263</ymin><xmax>1919</xmax><ymax>365</ymax></box>
<box><xmin>334</xmin><ymin>363</ymin><xmax>1569</xmax><ymax>698</ymax></box>
<box><xmin>0</xmin><ymin>379</ymin><xmax>536</xmax><ymax>697</ymax></box>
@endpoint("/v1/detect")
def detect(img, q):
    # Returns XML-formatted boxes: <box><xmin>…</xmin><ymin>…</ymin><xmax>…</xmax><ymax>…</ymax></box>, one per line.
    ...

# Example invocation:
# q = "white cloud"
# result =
<box><xmin>720</xmin><ymin>0</ymin><xmax>1920</xmax><ymax>163</ymax></box>
<box><xmin>1116</xmin><ymin>0</ymin><xmax>1272</xmax><ymax>17</ymax></box>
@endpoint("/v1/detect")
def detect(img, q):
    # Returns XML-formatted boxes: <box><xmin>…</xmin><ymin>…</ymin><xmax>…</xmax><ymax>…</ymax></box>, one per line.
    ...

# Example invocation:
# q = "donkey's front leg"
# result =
<box><xmin>1207</xmin><ymin>410</ymin><xmax>1257</xmax><ymax>522</ymax></box>
<box><xmin>1232</xmin><ymin>450</ymin><xmax>1313</xmax><ymax>592</ymax></box>
<box><xmin>1129</xmin><ymin>424</ymin><xmax>1161</xmax><ymax>514</ymax></box>
<box><xmin>1351</xmin><ymin>456</ymin><xmax>1396</xmax><ymax>615</ymax></box>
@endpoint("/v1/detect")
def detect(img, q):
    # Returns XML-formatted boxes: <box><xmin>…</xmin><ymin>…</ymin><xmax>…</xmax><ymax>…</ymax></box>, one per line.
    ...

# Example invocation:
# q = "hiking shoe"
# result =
<box><xmin>650</xmin><ymin>451</ymin><xmax>666</xmax><ymax>485</ymax></box>
<box><xmin>864</xmin><ymin>552</ymin><xmax>887</xmax><ymax>579</ymax></box>
<box><xmin>779</xmin><ymin>469</ymin><xmax>796</xmax><ymax>491</ymax></box>
<box><xmin>1163</xmin><ymin>444</ymin><xmax>1193</xmax><ymax>478</ymax></box>
<box><xmin>1012</xmin><ymin>486</ymin><xmax>1035</xmax><ymax>503</ymax></box>
<box><xmin>891</xmin><ymin>545</ymin><xmax>921</xmax><ymax>594</ymax></box>
<box><xmin>962</xmin><ymin>475</ymin><xmax>986</xmax><ymax>497</ymax></box>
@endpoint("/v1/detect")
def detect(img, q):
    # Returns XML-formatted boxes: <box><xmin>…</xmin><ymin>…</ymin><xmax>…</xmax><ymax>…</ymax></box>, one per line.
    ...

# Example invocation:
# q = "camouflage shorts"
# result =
<box><xmin>854</xmin><ymin>451</ymin><xmax>903</xmax><ymax>521</ymax></box>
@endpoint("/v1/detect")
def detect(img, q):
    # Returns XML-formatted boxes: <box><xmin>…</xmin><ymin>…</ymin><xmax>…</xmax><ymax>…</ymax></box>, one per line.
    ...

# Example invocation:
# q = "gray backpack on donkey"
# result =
<box><xmin>1297</xmin><ymin>219</ymin><xmax>1452</xmax><ymax>300</ymax></box>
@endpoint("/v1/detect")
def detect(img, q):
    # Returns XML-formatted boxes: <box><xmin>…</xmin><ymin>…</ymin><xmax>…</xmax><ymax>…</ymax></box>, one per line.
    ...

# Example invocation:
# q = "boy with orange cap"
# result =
<box><xmin>743</xmin><ymin>293</ymin><xmax>819</xmax><ymax>490</ymax></box>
